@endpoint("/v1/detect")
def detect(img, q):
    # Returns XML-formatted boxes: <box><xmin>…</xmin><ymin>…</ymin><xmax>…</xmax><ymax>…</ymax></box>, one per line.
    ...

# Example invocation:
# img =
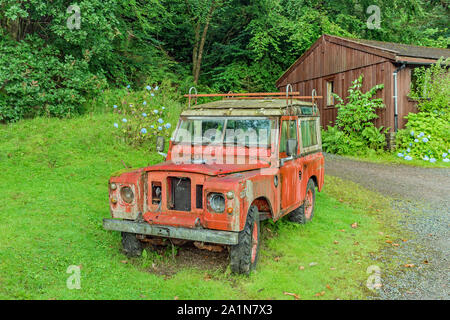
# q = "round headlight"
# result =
<box><xmin>209</xmin><ymin>193</ymin><xmax>225</xmax><ymax>213</ymax></box>
<box><xmin>120</xmin><ymin>186</ymin><xmax>134</xmax><ymax>203</ymax></box>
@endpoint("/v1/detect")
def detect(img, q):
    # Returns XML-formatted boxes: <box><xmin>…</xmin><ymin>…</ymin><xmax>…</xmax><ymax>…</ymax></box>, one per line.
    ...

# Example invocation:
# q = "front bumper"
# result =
<box><xmin>103</xmin><ymin>218</ymin><xmax>239</xmax><ymax>245</ymax></box>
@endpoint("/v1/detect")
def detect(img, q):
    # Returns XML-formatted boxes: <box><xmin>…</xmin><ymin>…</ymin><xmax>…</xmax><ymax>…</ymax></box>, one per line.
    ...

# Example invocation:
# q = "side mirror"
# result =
<box><xmin>286</xmin><ymin>139</ymin><xmax>297</xmax><ymax>157</ymax></box>
<box><xmin>156</xmin><ymin>136</ymin><xmax>165</xmax><ymax>152</ymax></box>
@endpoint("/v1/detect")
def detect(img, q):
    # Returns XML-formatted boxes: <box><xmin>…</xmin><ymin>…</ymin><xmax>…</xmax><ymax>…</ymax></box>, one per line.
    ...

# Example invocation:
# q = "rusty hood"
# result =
<box><xmin>144</xmin><ymin>160</ymin><xmax>270</xmax><ymax>176</ymax></box>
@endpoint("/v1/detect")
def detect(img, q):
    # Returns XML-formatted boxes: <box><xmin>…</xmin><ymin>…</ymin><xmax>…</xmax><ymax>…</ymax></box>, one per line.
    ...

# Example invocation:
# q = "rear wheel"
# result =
<box><xmin>230</xmin><ymin>205</ymin><xmax>260</xmax><ymax>275</ymax></box>
<box><xmin>288</xmin><ymin>179</ymin><xmax>316</xmax><ymax>224</ymax></box>
<box><xmin>121</xmin><ymin>232</ymin><xmax>143</xmax><ymax>257</ymax></box>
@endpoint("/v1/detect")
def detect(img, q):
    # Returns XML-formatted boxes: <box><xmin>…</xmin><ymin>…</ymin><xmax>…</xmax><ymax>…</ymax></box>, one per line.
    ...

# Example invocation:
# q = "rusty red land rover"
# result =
<box><xmin>103</xmin><ymin>88</ymin><xmax>325</xmax><ymax>274</ymax></box>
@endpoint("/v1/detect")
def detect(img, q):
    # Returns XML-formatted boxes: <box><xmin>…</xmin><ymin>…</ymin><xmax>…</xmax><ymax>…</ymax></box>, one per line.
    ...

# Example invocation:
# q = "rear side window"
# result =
<box><xmin>279</xmin><ymin>120</ymin><xmax>298</xmax><ymax>154</ymax></box>
<box><xmin>300</xmin><ymin>120</ymin><xmax>318</xmax><ymax>148</ymax></box>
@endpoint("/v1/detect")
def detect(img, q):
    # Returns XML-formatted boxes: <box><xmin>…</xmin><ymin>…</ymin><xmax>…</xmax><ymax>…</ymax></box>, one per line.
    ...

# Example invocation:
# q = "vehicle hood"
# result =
<box><xmin>144</xmin><ymin>160</ymin><xmax>270</xmax><ymax>176</ymax></box>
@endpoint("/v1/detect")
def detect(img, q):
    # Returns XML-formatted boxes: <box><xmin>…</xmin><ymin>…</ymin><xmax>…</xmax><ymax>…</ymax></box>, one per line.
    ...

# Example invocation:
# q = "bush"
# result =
<box><xmin>110</xmin><ymin>85</ymin><xmax>176</xmax><ymax>148</ymax></box>
<box><xmin>322</xmin><ymin>75</ymin><xmax>387</xmax><ymax>155</ymax></box>
<box><xmin>396</xmin><ymin>58</ymin><xmax>450</xmax><ymax>163</ymax></box>
<box><xmin>0</xmin><ymin>35</ymin><xmax>106</xmax><ymax>122</ymax></box>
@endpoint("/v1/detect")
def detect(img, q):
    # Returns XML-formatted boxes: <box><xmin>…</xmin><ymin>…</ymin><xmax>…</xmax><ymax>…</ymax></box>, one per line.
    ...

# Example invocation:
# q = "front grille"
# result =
<box><xmin>169</xmin><ymin>177</ymin><xmax>191</xmax><ymax>211</ymax></box>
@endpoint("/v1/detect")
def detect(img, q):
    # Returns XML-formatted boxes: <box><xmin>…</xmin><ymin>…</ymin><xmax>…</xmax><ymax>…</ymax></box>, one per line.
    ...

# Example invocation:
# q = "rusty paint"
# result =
<box><xmin>193</xmin><ymin>241</ymin><xmax>225</xmax><ymax>252</ymax></box>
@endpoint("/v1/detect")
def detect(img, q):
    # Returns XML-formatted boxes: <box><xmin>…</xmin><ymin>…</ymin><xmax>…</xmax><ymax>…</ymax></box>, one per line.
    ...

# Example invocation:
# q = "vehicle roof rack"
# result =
<box><xmin>183</xmin><ymin>84</ymin><xmax>322</xmax><ymax>111</ymax></box>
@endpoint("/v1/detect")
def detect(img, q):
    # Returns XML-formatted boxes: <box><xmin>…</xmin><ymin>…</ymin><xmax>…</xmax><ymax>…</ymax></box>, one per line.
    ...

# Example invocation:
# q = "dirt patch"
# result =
<box><xmin>142</xmin><ymin>242</ymin><xmax>229</xmax><ymax>278</ymax></box>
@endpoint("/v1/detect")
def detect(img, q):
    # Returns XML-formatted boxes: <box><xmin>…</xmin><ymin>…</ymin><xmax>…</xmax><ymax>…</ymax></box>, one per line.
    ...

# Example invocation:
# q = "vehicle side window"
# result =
<box><xmin>300</xmin><ymin>119</ymin><xmax>318</xmax><ymax>148</ymax></box>
<box><xmin>279</xmin><ymin>120</ymin><xmax>297</xmax><ymax>155</ymax></box>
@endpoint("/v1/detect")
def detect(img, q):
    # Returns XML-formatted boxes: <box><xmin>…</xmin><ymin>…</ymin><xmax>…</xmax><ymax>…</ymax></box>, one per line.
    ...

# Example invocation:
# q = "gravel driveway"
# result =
<box><xmin>324</xmin><ymin>153</ymin><xmax>450</xmax><ymax>300</ymax></box>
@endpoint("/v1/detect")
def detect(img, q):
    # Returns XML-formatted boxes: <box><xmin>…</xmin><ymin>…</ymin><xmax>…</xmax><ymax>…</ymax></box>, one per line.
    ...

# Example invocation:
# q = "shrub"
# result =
<box><xmin>111</xmin><ymin>85</ymin><xmax>174</xmax><ymax>148</ymax></box>
<box><xmin>0</xmin><ymin>35</ymin><xmax>106</xmax><ymax>122</ymax></box>
<box><xmin>322</xmin><ymin>75</ymin><xmax>387</xmax><ymax>155</ymax></box>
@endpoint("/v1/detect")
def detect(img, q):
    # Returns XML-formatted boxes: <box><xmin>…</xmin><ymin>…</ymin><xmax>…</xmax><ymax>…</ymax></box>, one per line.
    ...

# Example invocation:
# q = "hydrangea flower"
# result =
<box><xmin>158</xmin><ymin>126</ymin><xmax>163</xmax><ymax>131</ymax></box>
<box><xmin>113</xmin><ymin>123</ymin><xmax>119</xmax><ymax>128</ymax></box>
<box><xmin>407</xmin><ymin>148</ymin><xmax>411</xmax><ymax>153</ymax></box>
<box><xmin>143</xmin><ymin>101</ymin><xmax>147</xmax><ymax>105</ymax></box>
<box><xmin>397</xmin><ymin>153</ymin><xmax>403</xmax><ymax>158</ymax></box>
<box><xmin>146</xmin><ymin>85</ymin><xmax>152</xmax><ymax>90</ymax></box>
<box><xmin>142</xmin><ymin>113</ymin><xmax>147</xmax><ymax>117</ymax></box>
<box><xmin>429</xmin><ymin>158</ymin><xmax>436</xmax><ymax>163</ymax></box>
<box><xmin>140</xmin><ymin>128</ymin><xmax>147</xmax><ymax>134</ymax></box>
<box><xmin>418</xmin><ymin>132</ymin><xmax>425</xmax><ymax>137</ymax></box>
<box><xmin>164</xmin><ymin>123</ymin><xmax>171</xmax><ymax>129</ymax></box>
<box><xmin>414</xmin><ymin>139</ymin><xmax>419</xmax><ymax>142</ymax></box>
<box><xmin>150</xmin><ymin>125</ymin><xmax>155</xmax><ymax>129</ymax></box>
<box><xmin>162</xmin><ymin>106</ymin><xmax>165</xmax><ymax>110</ymax></box>
<box><xmin>153</xmin><ymin>110</ymin><xmax>158</xmax><ymax>114</ymax></box>
<box><xmin>127</xmin><ymin>85</ymin><xmax>130</xmax><ymax>89</ymax></box>
<box><xmin>422</xmin><ymin>137</ymin><xmax>429</xmax><ymax>143</ymax></box>
<box><xmin>443</xmin><ymin>158</ymin><xmax>449</xmax><ymax>163</ymax></box>
<box><xmin>151</xmin><ymin>93</ymin><xmax>155</xmax><ymax>97</ymax></box>
<box><xmin>155</xmin><ymin>86</ymin><xmax>159</xmax><ymax>90</ymax></box>
<box><xmin>113</xmin><ymin>105</ymin><xmax>118</xmax><ymax>109</ymax></box>
<box><xmin>404</xmin><ymin>155</ymin><xmax>412</xmax><ymax>161</ymax></box>
<box><xmin>410</xmin><ymin>130</ymin><xmax>414</xmax><ymax>136</ymax></box>
<box><xmin>158</xmin><ymin>118</ymin><xmax>164</xmax><ymax>124</ymax></box>
<box><xmin>423</xmin><ymin>156</ymin><xmax>430</xmax><ymax>161</ymax></box>
<box><xmin>122</xmin><ymin>118</ymin><xmax>127</xmax><ymax>123</ymax></box>
<box><xmin>409</xmin><ymin>142</ymin><xmax>412</xmax><ymax>146</ymax></box>
<box><xmin>443</xmin><ymin>153</ymin><xmax>448</xmax><ymax>158</ymax></box>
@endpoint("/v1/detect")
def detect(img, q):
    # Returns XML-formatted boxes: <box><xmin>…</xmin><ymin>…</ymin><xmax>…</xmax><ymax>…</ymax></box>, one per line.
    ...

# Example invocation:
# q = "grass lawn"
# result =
<box><xmin>0</xmin><ymin>113</ymin><xmax>395</xmax><ymax>300</ymax></box>
<box><xmin>344</xmin><ymin>152</ymin><xmax>450</xmax><ymax>168</ymax></box>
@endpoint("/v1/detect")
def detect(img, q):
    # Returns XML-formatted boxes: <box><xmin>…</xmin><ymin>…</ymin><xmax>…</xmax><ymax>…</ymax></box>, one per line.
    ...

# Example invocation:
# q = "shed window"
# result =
<box><xmin>326</xmin><ymin>80</ymin><xmax>334</xmax><ymax>106</ymax></box>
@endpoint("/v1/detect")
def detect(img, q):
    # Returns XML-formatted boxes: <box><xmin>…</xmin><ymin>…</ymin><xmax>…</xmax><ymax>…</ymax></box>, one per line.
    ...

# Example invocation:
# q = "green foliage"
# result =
<box><xmin>409</xmin><ymin>57</ymin><xmax>450</xmax><ymax>114</ymax></box>
<box><xmin>396</xmin><ymin>112</ymin><xmax>450</xmax><ymax>162</ymax></box>
<box><xmin>0</xmin><ymin>35</ymin><xmax>106</xmax><ymax>122</ymax></box>
<box><xmin>322</xmin><ymin>75</ymin><xmax>387</xmax><ymax>155</ymax></box>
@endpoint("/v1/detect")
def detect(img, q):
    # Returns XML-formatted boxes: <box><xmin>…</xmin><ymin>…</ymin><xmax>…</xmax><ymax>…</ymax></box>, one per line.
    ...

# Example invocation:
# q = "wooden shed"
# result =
<box><xmin>276</xmin><ymin>34</ymin><xmax>450</xmax><ymax>137</ymax></box>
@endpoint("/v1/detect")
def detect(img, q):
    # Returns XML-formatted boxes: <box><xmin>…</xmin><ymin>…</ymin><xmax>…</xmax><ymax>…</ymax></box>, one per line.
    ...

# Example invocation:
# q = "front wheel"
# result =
<box><xmin>288</xmin><ymin>179</ymin><xmax>316</xmax><ymax>224</ymax></box>
<box><xmin>230</xmin><ymin>205</ymin><xmax>260</xmax><ymax>275</ymax></box>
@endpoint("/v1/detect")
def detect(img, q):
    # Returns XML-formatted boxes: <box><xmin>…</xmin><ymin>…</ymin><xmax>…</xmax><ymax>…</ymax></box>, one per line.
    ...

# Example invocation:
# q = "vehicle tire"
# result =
<box><xmin>230</xmin><ymin>205</ymin><xmax>260</xmax><ymax>275</ymax></box>
<box><xmin>288</xmin><ymin>179</ymin><xmax>316</xmax><ymax>224</ymax></box>
<box><xmin>121</xmin><ymin>232</ymin><xmax>143</xmax><ymax>257</ymax></box>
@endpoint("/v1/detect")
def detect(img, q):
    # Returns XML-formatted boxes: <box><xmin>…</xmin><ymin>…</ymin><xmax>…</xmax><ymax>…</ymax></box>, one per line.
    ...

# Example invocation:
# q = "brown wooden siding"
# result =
<box><xmin>278</xmin><ymin>37</ymin><xmax>395</xmax><ymax>131</ymax></box>
<box><xmin>397</xmin><ymin>67</ymin><xmax>418</xmax><ymax>129</ymax></box>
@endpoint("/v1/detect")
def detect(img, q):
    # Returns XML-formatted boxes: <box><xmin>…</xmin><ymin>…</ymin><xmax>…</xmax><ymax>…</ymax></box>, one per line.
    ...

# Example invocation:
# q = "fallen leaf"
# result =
<box><xmin>299</xmin><ymin>266</ymin><xmax>305</xmax><ymax>270</ymax></box>
<box><xmin>274</xmin><ymin>257</ymin><xmax>281</xmax><ymax>262</ymax></box>
<box><xmin>378</xmin><ymin>232</ymin><xmax>384</xmax><ymax>235</ymax></box>
<box><xmin>174</xmin><ymin>296</ymin><xmax>179</xmax><ymax>300</ymax></box>
<box><xmin>404</xmin><ymin>264</ymin><xmax>415</xmax><ymax>268</ymax></box>
<box><xmin>339</xmin><ymin>199</ymin><xmax>344</xmax><ymax>202</ymax></box>
<box><xmin>204</xmin><ymin>274</ymin><xmax>212</xmax><ymax>281</ymax></box>
<box><xmin>402</xmin><ymin>239</ymin><xmax>408</xmax><ymax>242</ymax></box>
<box><xmin>351</xmin><ymin>222</ymin><xmax>358</xmax><ymax>229</ymax></box>
<box><xmin>333</xmin><ymin>240</ymin><xmax>339</xmax><ymax>245</ymax></box>
<box><xmin>392</xmin><ymin>243</ymin><xmax>399</xmax><ymax>247</ymax></box>
<box><xmin>283</xmin><ymin>292</ymin><xmax>300</xmax><ymax>300</ymax></box>
<box><xmin>339</xmin><ymin>229</ymin><xmax>346</xmax><ymax>232</ymax></box>
<box><xmin>326</xmin><ymin>284</ymin><xmax>333</xmax><ymax>291</ymax></box>
<box><xmin>315</xmin><ymin>291</ymin><xmax>326</xmax><ymax>296</ymax></box>
<box><xmin>120</xmin><ymin>260</ymin><xmax>128</xmax><ymax>264</ymax></box>
<box><xmin>423</xmin><ymin>260</ymin><xmax>429</xmax><ymax>264</ymax></box>
<box><xmin>354</xmin><ymin>241</ymin><xmax>359</xmax><ymax>246</ymax></box>
<box><xmin>385</xmin><ymin>235</ymin><xmax>390</xmax><ymax>238</ymax></box>
<box><xmin>330</xmin><ymin>267</ymin><xmax>336</xmax><ymax>270</ymax></box>
<box><xmin>385</xmin><ymin>240</ymin><xmax>392</xmax><ymax>244</ymax></box>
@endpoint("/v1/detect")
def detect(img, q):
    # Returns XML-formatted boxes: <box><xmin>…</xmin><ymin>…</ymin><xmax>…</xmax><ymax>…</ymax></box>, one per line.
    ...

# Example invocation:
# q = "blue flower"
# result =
<box><xmin>158</xmin><ymin>126</ymin><xmax>163</xmax><ymax>131</ymax></box>
<box><xmin>158</xmin><ymin>118</ymin><xmax>164</xmax><ymax>124</ymax></box>
<box><xmin>113</xmin><ymin>105</ymin><xmax>118</xmax><ymax>109</ymax></box>
<box><xmin>443</xmin><ymin>153</ymin><xmax>448</xmax><ymax>158</ymax></box>
<box><xmin>410</xmin><ymin>130</ymin><xmax>414</xmax><ymax>136</ymax></box>
<box><xmin>407</xmin><ymin>148</ymin><xmax>411</xmax><ymax>153</ymax></box>
<box><xmin>429</xmin><ymin>158</ymin><xmax>436</xmax><ymax>163</ymax></box>
<box><xmin>146</xmin><ymin>85</ymin><xmax>152</xmax><ymax>90</ymax></box>
<box><xmin>153</xmin><ymin>110</ymin><xmax>158</xmax><ymax>114</ymax></box>
<box><xmin>114</xmin><ymin>123</ymin><xmax>118</xmax><ymax>128</ymax></box>
<box><xmin>143</xmin><ymin>101</ymin><xmax>147</xmax><ymax>105</ymax></box>
<box><xmin>443</xmin><ymin>158</ymin><xmax>449</xmax><ymax>163</ymax></box>
<box><xmin>142</xmin><ymin>113</ymin><xmax>147</xmax><ymax>117</ymax></box>
<box><xmin>423</xmin><ymin>156</ymin><xmax>429</xmax><ymax>161</ymax></box>
<box><xmin>127</xmin><ymin>85</ymin><xmax>130</xmax><ymax>89</ymax></box>
<box><xmin>414</xmin><ymin>139</ymin><xmax>419</xmax><ymax>142</ymax></box>
<box><xmin>162</xmin><ymin>106</ymin><xmax>165</xmax><ymax>110</ymax></box>
<box><xmin>155</xmin><ymin>86</ymin><xmax>159</xmax><ymax>90</ymax></box>
<box><xmin>409</xmin><ymin>142</ymin><xmax>412</xmax><ymax>146</ymax></box>
<box><xmin>164</xmin><ymin>123</ymin><xmax>171</xmax><ymax>129</ymax></box>
<box><xmin>422</xmin><ymin>137</ymin><xmax>429</xmax><ymax>143</ymax></box>
<box><xmin>140</xmin><ymin>128</ymin><xmax>147</xmax><ymax>134</ymax></box>
<box><xmin>150</xmin><ymin>125</ymin><xmax>155</xmax><ymax>129</ymax></box>
<box><xmin>404</xmin><ymin>155</ymin><xmax>412</xmax><ymax>161</ymax></box>
<box><xmin>122</xmin><ymin>118</ymin><xmax>127</xmax><ymax>123</ymax></box>
<box><xmin>397</xmin><ymin>153</ymin><xmax>403</xmax><ymax>158</ymax></box>
<box><xmin>418</xmin><ymin>132</ymin><xmax>424</xmax><ymax>137</ymax></box>
<box><xmin>151</xmin><ymin>93</ymin><xmax>155</xmax><ymax>97</ymax></box>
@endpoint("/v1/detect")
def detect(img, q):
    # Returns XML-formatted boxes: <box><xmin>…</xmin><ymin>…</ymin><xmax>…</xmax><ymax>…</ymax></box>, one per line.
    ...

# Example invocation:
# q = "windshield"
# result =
<box><xmin>174</xmin><ymin>117</ymin><xmax>275</xmax><ymax>147</ymax></box>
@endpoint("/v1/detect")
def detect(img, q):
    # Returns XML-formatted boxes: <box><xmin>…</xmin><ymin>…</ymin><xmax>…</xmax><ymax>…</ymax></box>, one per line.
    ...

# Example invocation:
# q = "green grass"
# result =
<box><xmin>0</xmin><ymin>113</ymin><xmax>394</xmax><ymax>300</ymax></box>
<box><xmin>344</xmin><ymin>152</ymin><xmax>450</xmax><ymax>168</ymax></box>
